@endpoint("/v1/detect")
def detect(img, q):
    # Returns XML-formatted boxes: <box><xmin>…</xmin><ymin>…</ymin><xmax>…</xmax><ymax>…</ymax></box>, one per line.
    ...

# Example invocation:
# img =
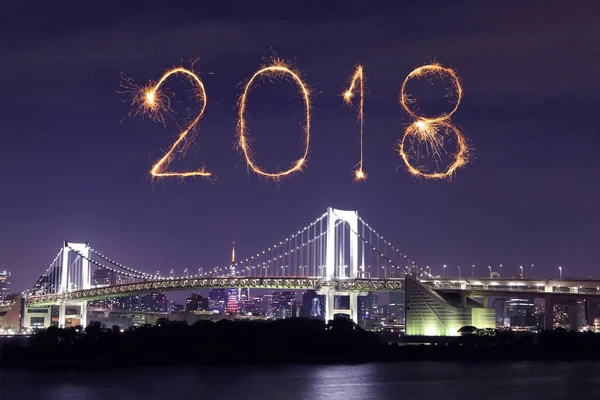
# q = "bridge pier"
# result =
<box><xmin>80</xmin><ymin>301</ymin><xmax>88</xmax><ymax>328</ymax></box>
<box><xmin>58</xmin><ymin>302</ymin><xmax>66</xmax><ymax>328</ymax></box>
<box><xmin>324</xmin><ymin>291</ymin><xmax>358</xmax><ymax>323</ymax></box>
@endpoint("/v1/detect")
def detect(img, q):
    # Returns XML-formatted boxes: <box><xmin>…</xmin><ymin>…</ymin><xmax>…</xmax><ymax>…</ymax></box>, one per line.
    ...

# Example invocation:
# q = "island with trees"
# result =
<box><xmin>2</xmin><ymin>319</ymin><xmax>600</xmax><ymax>368</ymax></box>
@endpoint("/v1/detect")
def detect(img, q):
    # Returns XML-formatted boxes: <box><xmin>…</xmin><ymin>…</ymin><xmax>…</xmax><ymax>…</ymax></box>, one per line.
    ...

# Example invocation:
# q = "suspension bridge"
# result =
<box><xmin>25</xmin><ymin>208</ymin><xmax>412</xmax><ymax>327</ymax></box>
<box><xmin>22</xmin><ymin>207</ymin><xmax>600</xmax><ymax>334</ymax></box>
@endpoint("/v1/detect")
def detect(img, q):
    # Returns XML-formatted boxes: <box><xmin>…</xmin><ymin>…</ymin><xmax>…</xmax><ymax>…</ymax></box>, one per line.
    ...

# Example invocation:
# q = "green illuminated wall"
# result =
<box><xmin>405</xmin><ymin>276</ymin><xmax>495</xmax><ymax>336</ymax></box>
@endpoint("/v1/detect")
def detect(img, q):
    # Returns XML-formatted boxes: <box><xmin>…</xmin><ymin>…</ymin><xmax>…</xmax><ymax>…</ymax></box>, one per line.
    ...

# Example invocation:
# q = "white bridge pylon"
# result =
<box><xmin>58</xmin><ymin>241</ymin><xmax>90</xmax><ymax>328</ymax></box>
<box><xmin>321</xmin><ymin>207</ymin><xmax>362</xmax><ymax>323</ymax></box>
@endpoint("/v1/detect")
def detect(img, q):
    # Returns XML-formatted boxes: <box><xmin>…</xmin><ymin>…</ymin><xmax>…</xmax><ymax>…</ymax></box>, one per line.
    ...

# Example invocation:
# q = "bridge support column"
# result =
<box><xmin>349</xmin><ymin>293</ymin><xmax>358</xmax><ymax>323</ymax></box>
<box><xmin>80</xmin><ymin>301</ymin><xmax>88</xmax><ymax>328</ymax></box>
<box><xmin>325</xmin><ymin>292</ymin><xmax>334</xmax><ymax>323</ymax></box>
<box><xmin>58</xmin><ymin>302</ymin><xmax>66</xmax><ymax>328</ymax></box>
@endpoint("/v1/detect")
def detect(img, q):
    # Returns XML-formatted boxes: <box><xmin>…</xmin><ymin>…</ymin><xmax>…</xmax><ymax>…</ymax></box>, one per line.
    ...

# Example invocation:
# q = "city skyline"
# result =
<box><xmin>2</xmin><ymin>0</ymin><xmax>600</xmax><ymax>295</ymax></box>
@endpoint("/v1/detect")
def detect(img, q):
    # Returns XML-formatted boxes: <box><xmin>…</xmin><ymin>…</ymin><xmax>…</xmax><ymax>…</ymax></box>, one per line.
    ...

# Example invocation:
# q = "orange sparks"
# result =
<box><xmin>237</xmin><ymin>59</ymin><xmax>311</xmax><ymax>180</ymax></box>
<box><xmin>343</xmin><ymin>65</ymin><xmax>367</xmax><ymax>182</ymax></box>
<box><xmin>399</xmin><ymin>63</ymin><xmax>468</xmax><ymax>179</ymax></box>
<box><xmin>400</xmin><ymin>63</ymin><xmax>463</xmax><ymax>124</ymax></box>
<box><xmin>399</xmin><ymin>121</ymin><xmax>468</xmax><ymax>179</ymax></box>
<box><xmin>132</xmin><ymin>67</ymin><xmax>211</xmax><ymax>178</ymax></box>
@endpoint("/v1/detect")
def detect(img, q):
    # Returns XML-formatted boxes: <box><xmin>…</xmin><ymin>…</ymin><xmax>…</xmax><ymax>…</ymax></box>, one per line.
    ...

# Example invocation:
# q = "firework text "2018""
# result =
<box><xmin>124</xmin><ymin>58</ymin><xmax>468</xmax><ymax>182</ymax></box>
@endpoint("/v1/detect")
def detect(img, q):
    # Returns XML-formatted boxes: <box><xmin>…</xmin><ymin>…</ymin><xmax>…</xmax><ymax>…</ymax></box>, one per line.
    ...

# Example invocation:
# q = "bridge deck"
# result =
<box><xmin>25</xmin><ymin>277</ymin><xmax>406</xmax><ymax>305</ymax></box>
<box><xmin>25</xmin><ymin>276</ymin><xmax>600</xmax><ymax>306</ymax></box>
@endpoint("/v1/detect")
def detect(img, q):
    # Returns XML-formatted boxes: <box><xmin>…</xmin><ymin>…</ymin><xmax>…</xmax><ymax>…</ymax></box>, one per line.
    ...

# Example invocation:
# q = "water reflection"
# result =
<box><xmin>1</xmin><ymin>362</ymin><xmax>600</xmax><ymax>400</ymax></box>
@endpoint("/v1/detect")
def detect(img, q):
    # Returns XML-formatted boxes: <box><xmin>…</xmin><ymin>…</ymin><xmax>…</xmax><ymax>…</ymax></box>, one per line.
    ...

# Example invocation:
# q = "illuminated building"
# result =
<box><xmin>577</xmin><ymin>300</ymin><xmax>589</xmax><ymax>327</ymax></box>
<box><xmin>493</xmin><ymin>298</ymin><xmax>508</xmax><ymax>323</ymax></box>
<box><xmin>0</xmin><ymin>271</ymin><xmax>11</xmax><ymax>304</ymax></box>
<box><xmin>171</xmin><ymin>302</ymin><xmax>185</xmax><ymax>313</ymax></box>
<box><xmin>238</xmin><ymin>288</ymin><xmax>250</xmax><ymax>313</ymax></box>
<box><xmin>358</xmin><ymin>293</ymin><xmax>378</xmax><ymax>320</ymax></box>
<box><xmin>272</xmin><ymin>291</ymin><xmax>297</xmax><ymax>319</ymax></box>
<box><xmin>553</xmin><ymin>304</ymin><xmax>569</xmax><ymax>327</ymax></box>
<box><xmin>301</xmin><ymin>290</ymin><xmax>319</xmax><ymax>317</ymax></box>
<box><xmin>208</xmin><ymin>289</ymin><xmax>227</xmax><ymax>313</ymax></box>
<box><xmin>244</xmin><ymin>297</ymin><xmax>263</xmax><ymax>316</ymax></box>
<box><xmin>310</xmin><ymin>298</ymin><xmax>324</xmax><ymax>318</ymax></box>
<box><xmin>405</xmin><ymin>275</ymin><xmax>495</xmax><ymax>336</ymax></box>
<box><xmin>262</xmin><ymin>295</ymin><xmax>274</xmax><ymax>318</ymax></box>
<box><xmin>186</xmin><ymin>293</ymin><xmax>209</xmax><ymax>312</ymax></box>
<box><xmin>506</xmin><ymin>298</ymin><xmax>536</xmax><ymax>328</ymax></box>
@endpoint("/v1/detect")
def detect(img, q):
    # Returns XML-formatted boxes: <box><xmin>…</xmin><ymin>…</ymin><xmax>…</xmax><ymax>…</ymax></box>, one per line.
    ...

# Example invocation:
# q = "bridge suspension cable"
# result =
<box><xmin>67</xmin><ymin>245</ymin><xmax>147</xmax><ymax>281</ymax></box>
<box><xmin>88</xmin><ymin>246</ymin><xmax>152</xmax><ymax>278</ymax></box>
<box><xmin>32</xmin><ymin>248</ymin><xmax>64</xmax><ymax>294</ymax></box>
<box><xmin>233</xmin><ymin>212</ymin><xmax>327</xmax><ymax>269</ymax></box>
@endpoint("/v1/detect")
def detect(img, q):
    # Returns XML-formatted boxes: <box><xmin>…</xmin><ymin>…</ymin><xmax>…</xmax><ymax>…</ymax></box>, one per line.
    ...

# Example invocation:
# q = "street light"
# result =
<box><xmin>488</xmin><ymin>265</ymin><xmax>491</xmax><ymax>277</ymax></box>
<box><xmin>427</xmin><ymin>266</ymin><xmax>431</xmax><ymax>276</ymax></box>
<box><xmin>499</xmin><ymin>264</ymin><xmax>503</xmax><ymax>278</ymax></box>
<box><xmin>458</xmin><ymin>265</ymin><xmax>461</xmax><ymax>279</ymax></box>
<box><xmin>559</xmin><ymin>266</ymin><xmax>562</xmax><ymax>279</ymax></box>
<box><xmin>472</xmin><ymin>264</ymin><xmax>475</xmax><ymax>277</ymax></box>
<box><xmin>443</xmin><ymin>264</ymin><xmax>447</xmax><ymax>278</ymax></box>
<box><xmin>519</xmin><ymin>265</ymin><xmax>523</xmax><ymax>278</ymax></box>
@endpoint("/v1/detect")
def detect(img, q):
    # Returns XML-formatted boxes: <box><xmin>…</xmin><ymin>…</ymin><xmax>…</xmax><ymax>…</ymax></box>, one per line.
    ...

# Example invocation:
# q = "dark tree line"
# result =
<box><xmin>0</xmin><ymin>318</ymin><xmax>384</xmax><ymax>368</ymax></box>
<box><xmin>3</xmin><ymin>320</ymin><xmax>600</xmax><ymax>368</ymax></box>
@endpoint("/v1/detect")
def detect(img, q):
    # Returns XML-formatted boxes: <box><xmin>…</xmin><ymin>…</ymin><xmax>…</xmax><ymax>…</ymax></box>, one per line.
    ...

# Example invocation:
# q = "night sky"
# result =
<box><xmin>1</xmin><ymin>0</ymin><xmax>600</xmax><ymax>293</ymax></box>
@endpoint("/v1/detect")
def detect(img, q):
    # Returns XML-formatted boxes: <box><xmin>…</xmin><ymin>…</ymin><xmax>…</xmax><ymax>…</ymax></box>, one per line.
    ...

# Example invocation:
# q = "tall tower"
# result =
<box><xmin>230</xmin><ymin>241</ymin><xmax>236</xmax><ymax>277</ymax></box>
<box><xmin>226</xmin><ymin>241</ymin><xmax>239</xmax><ymax>314</ymax></box>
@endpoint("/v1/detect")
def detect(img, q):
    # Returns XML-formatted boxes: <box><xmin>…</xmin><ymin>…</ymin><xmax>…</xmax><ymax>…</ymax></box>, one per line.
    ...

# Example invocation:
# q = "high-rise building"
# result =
<box><xmin>578</xmin><ymin>300</ymin><xmax>590</xmax><ymax>327</ymax></box>
<box><xmin>302</xmin><ymin>290</ymin><xmax>319</xmax><ymax>317</ymax></box>
<box><xmin>310</xmin><ymin>297</ymin><xmax>324</xmax><ymax>318</ymax></box>
<box><xmin>506</xmin><ymin>298</ymin><xmax>536</xmax><ymax>327</ymax></box>
<box><xmin>493</xmin><ymin>298</ymin><xmax>508</xmax><ymax>323</ymax></box>
<box><xmin>171</xmin><ymin>302</ymin><xmax>185</xmax><ymax>313</ymax></box>
<box><xmin>262</xmin><ymin>294</ymin><xmax>274</xmax><ymax>317</ymax></box>
<box><xmin>0</xmin><ymin>271</ymin><xmax>11</xmax><ymax>304</ymax></box>
<box><xmin>186</xmin><ymin>293</ymin><xmax>209</xmax><ymax>312</ymax></box>
<box><xmin>358</xmin><ymin>292</ymin><xmax>378</xmax><ymax>320</ymax></box>
<box><xmin>208</xmin><ymin>289</ymin><xmax>227</xmax><ymax>313</ymax></box>
<box><xmin>238</xmin><ymin>288</ymin><xmax>250</xmax><ymax>313</ymax></box>
<box><xmin>272</xmin><ymin>291</ymin><xmax>297</xmax><ymax>319</ymax></box>
<box><xmin>245</xmin><ymin>296</ymin><xmax>263</xmax><ymax>316</ymax></box>
<box><xmin>141</xmin><ymin>292</ymin><xmax>169</xmax><ymax>313</ymax></box>
<box><xmin>553</xmin><ymin>304</ymin><xmax>569</xmax><ymax>327</ymax></box>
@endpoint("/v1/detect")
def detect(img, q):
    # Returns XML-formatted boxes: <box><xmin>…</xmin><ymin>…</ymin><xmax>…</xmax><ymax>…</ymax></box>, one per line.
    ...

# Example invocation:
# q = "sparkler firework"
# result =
<box><xmin>343</xmin><ymin>65</ymin><xmax>367</xmax><ymax>181</ymax></box>
<box><xmin>129</xmin><ymin>67</ymin><xmax>211</xmax><ymax>178</ymax></box>
<box><xmin>398</xmin><ymin>63</ymin><xmax>468</xmax><ymax>179</ymax></box>
<box><xmin>237</xmin><ymin>59</ymin><xmax>311</xmax><ymax>180</ymax></box>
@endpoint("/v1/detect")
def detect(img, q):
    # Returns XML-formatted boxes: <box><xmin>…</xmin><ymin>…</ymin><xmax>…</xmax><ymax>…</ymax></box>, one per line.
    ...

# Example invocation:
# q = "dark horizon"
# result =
<box><xmin>1</xmin><ymin>0</ymin><xmax>600</xmax><ymax>293</ymax></box>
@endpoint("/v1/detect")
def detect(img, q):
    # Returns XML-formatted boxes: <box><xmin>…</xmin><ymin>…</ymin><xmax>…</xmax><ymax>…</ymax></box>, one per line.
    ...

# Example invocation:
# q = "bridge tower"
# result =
<box><xmin>58</xmin><ymin>242</ymin><xmax>91</xmax><ymax>328</ymax></box>
<box><xmin>320</xmin><ymin>207</ymin><xmax>363</xmax><ymax>324</ymax></box>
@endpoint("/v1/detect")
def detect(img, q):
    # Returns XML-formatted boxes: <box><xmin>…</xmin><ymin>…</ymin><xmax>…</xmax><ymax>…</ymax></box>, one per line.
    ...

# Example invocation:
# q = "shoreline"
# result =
<box><xmin>3</xmin><ymin>319</ymin><xmax>600</xmax><ymax>370</ymax></box>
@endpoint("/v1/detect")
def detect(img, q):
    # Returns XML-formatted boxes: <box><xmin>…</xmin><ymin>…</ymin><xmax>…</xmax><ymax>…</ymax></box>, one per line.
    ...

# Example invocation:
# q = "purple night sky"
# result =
<box><xmin>1</xmin><ymin>1</ymin><xmax>599</xmax><ymax>293</ymax></box>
